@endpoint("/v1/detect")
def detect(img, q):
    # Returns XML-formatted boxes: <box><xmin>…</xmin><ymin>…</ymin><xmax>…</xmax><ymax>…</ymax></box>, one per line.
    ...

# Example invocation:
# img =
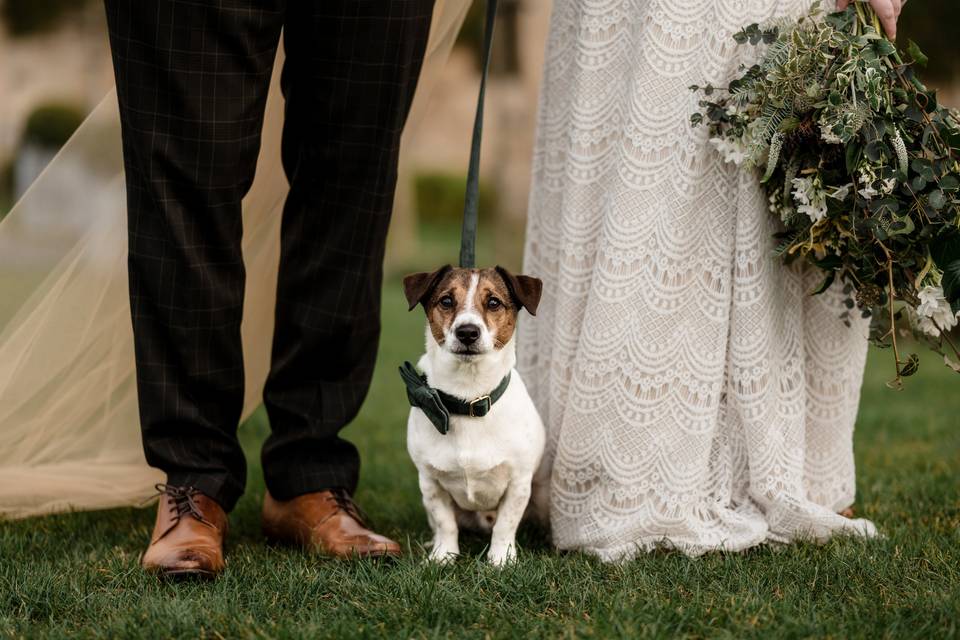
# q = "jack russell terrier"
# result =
<box><xmin>401</xmin><ymin>265</ymin><xmax>545</xmax><ymax>566</ymax></box>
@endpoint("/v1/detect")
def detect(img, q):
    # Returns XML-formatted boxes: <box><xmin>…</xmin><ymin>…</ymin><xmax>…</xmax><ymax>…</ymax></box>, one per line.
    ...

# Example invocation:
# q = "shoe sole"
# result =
<box><xmin>157</xmin><ymin>568</ymin><xmax>219</xmax><ymax>581</ymax></box>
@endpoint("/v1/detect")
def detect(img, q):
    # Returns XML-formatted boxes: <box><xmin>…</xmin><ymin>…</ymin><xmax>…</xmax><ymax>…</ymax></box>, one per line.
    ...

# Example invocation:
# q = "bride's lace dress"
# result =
<box><xmin>517</xmin><ymin>0</ymin><xmax>877</xmax><ymax>559</ymax></box>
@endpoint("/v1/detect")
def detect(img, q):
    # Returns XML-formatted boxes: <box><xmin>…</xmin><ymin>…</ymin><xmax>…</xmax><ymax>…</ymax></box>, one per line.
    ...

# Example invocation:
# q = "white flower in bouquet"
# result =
<box><xmin>828</xmin><ymin>183</ymin><xmax>853</xmax><ymax>201</ymax></box>
<box><xmin>820</xmin><ymin>122</ymin><xmax>842</xmax><ymax>145</ymax></box>
<box><xmin>791</xmin><ymin>176</ymin><xmax>828</xmax><ymax>223</ymax></box>
<box><xmin>709</xmin><ymin>136</ymin><xmax>748</xmax><ymax>165</ymax></box>
<box><xmin>857</xmin><ymin>184</ymin><xmax>878</xmax><ymax>200</ymax></box>
<box><xmin>691</xmin><ymin>1</ymin><xmax>960</xmax><ymax>385</ymax></box>
<box><xmin>916</xmin><ymin>286</ymin><xmax>960</xmax><ymax>337</ymax></box>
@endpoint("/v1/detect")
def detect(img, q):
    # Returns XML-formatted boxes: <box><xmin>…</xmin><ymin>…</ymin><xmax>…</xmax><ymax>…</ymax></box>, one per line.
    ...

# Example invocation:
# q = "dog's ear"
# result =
<box><xmin>403</xmin><ymin>265</ymin><xmax>452</xmax><ymax>311</ymax></box>
<box><xmin>495</xmin><ymin>266</ymin><xmax>543</xmax><ymax>316</ymax></box>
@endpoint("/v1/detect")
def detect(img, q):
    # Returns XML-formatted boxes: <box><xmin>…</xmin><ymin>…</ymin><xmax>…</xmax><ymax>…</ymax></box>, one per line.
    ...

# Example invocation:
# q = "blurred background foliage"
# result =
<box><xmin>414</xmin><ymin>173</ymin><xmax>497</xmax><ymax>227</ymax></box>
<box><xmin>898</xmin><ymin>3</ymin><xmax>960</xmax><ymax>82</ymax></box>
<box><xmin>1</xmin><ymin>0</ymin><xmax>95</xmax><ymax>37</ymax></box>
<box><xmin>23</xmin><ymin>103</ymin><xmax>84</xmax><ymax>149</ymax></box>
<box><xmin>0</xmin><ymin>0</ymin><xmax>957</xmax><ymax>233</ymax></box>
<box><xmin>0</xmin><ymin>161</ymin><xmax>11</xmax><ymax>216</ymax></box>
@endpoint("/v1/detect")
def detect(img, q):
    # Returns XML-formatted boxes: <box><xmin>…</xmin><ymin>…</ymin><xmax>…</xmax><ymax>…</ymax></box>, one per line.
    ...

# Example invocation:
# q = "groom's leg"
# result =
<box><xmin>105</xmin><ymin>0</ymin><xmax>284</xmax><ymax>511</ymax></box>
<box><xmin>261</xmin><ymin>0</ymin><xmax>435</xmax><ymax>498</ymax></box>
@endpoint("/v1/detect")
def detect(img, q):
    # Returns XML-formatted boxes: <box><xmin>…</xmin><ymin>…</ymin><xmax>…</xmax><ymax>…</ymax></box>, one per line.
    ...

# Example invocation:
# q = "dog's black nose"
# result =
<box><xmin>455</xmin><ymin>324</ymin><xmax>481</xmax><ymax>345</ymax></box>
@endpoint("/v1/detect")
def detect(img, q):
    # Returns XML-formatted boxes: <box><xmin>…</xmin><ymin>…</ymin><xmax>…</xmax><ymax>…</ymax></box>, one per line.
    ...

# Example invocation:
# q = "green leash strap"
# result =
<box><xmin>459</xmin><ymin>0</ymin><xmax>499</xmax><ymax>269</ymax></box>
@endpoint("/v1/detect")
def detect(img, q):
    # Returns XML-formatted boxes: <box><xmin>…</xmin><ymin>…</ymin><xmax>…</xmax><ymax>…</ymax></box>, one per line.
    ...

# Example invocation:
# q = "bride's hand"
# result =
<box><xmin>836</xmin><ymin>0</ymin><xmax>903</xmax><ymax>39</ymax></box>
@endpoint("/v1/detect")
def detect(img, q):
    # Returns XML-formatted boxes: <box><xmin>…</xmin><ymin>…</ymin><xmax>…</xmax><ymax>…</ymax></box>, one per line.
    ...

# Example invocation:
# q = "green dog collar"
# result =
<box><xmin>399</xmin><ymin>361</ymin><xmax>511</xmax><ymax>435</ymax></box>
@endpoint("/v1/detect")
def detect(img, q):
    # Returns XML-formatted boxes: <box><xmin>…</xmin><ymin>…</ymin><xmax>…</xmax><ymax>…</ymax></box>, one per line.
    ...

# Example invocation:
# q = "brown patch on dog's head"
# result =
<box><xmin>403</xmin><ymin>265</ymin><xmax>452</xmax><ymax>311</ymax></box>
<box><xmin>404</xmin><ymin>265</ymin><xmax>543</xmax><ymax>355</ymax></box>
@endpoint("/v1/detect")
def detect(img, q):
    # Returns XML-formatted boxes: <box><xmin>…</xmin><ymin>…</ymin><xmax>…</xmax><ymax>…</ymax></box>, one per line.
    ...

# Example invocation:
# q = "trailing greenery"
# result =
<box><xmin>0</xmin><ymin>0</ymin><xmax>94</xmax><ymax>37</ymax></box>
<box><xmin>22</xmin><ymin>103</ymin><xmax>85</xmax><ymax>149</ymax></box>
<box><xmin>0</xmin><ymin>279</ymin><xmax>958</xmax><ymax>639</ymax></box>
<box><xmin>692</xmin><ymin>0</ymin><xmax>960</xmax><ymax>388</ymax></box>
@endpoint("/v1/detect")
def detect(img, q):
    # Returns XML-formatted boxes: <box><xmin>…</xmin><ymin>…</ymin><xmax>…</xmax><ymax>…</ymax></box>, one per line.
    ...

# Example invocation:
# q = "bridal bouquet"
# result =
<box><xmin>691</xmin><ymin>0</ymin><xmax>960</xmax><ymax>386</ymax></box>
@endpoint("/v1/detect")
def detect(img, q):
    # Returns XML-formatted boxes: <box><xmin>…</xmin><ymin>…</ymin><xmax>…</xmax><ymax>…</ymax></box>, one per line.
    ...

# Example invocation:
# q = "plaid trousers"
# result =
<box><xmin>105</xmin><ymin>0</ymin><xmax>434</xmax><ymax>511</ymax></box>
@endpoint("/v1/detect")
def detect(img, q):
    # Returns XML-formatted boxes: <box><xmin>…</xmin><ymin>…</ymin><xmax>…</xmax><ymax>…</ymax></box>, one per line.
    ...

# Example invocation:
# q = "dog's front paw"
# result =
<box><xmin>486</xmin><ymin>543</ymin><xmax>516</xmax><ymax>567</ymax></box>
<box><xmin>426</xmin><ymin>543</ymin><xmax>459</xmax><ymax>564</ymax></box>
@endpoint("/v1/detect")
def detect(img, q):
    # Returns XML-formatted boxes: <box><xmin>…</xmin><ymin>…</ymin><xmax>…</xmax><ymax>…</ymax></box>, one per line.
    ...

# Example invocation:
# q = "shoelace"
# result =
<box><xmin>148</xmin><ymin>483</ymin><xmax>214</xmax><ymax>527</ymax></box>
<box><xmin>327</xmin><ymin>488</ymin><xmax>371</xmax><ymax>528</ymax></box>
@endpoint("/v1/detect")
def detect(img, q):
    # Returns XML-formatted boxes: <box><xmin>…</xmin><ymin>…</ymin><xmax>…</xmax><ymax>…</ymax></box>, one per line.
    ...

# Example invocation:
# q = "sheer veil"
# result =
<box><xmin>0</xmin><ymin>0</ymin><xmax>470</xmax><ymax>519</ymax></box>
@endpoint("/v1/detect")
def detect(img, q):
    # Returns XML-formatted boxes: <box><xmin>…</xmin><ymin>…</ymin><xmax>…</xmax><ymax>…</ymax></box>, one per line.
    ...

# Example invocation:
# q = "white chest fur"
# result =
<box><xmin>406</xmin><ymin>334</ymin><xmax>545</xmax><ymax>566</ymax></box>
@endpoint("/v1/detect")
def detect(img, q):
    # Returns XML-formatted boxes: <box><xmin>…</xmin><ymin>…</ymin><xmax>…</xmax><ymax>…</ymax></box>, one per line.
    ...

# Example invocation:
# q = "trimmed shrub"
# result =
<box><xmin>23</xmin><ymin>103</ymin><xmax>84</xmax><ymax>149</ymax></box>
<box><xmin>414</xmin><ymin>172</ymin><xmax>497</xmax><ymax>227</ymax></box>
<box><xmin>1</xmin><ymin>0</ymin><xmax>94</xmax><ymax>36</ymax></box>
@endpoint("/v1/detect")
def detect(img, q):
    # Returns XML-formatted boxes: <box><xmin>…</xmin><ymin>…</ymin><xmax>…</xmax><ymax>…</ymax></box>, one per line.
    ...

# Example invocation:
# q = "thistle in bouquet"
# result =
<box><xmin>691</xmin><ymin>0</ymin><xmax>960</xmax><ymax>387</ymax></box>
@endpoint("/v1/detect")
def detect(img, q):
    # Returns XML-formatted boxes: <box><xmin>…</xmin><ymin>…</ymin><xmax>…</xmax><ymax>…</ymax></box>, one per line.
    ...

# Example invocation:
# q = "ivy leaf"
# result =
<box><xmin>899</xmin><ymin>354</ymin><xmax>920</xmax><ymax>378</ymax></box>
<box><xmin>887</xmin><ymin>215</ymin><xmax>914</xmax><ymax>236</ymax></box>
<box><xmin>907</xmin><ymin>39</ymin><xmax>928</xmax><ymax>67</ymax></box>
<box><xmin>874</xmin><ymin>39</ymin><xmax>896</xmax><ymax>57</ymax></box>
<box><xmin>930</xmin><ymin>231</ymin><xmax>960</xmax><ymax>306</ymax></box>
<box><xmin>905</xmin><ymin>105</ymin><xmax>925</xmax><ymax>123</ymax></box>
<box><xmin>845</xmin><ymin>142</ymin><xmax>862</xmax><ymax>175</ymax></box>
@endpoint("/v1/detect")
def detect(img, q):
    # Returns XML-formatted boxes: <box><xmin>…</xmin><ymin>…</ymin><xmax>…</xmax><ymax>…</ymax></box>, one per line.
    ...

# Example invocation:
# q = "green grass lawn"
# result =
<box><xmin>1</xmin><ymin>276</ymin><xmax>959</xmax><ymax>639</ymax></box>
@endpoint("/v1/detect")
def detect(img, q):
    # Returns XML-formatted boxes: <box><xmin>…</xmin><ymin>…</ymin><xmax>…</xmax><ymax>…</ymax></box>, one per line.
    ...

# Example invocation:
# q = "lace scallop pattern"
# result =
<box><xmin>517</xmin><ymin>0</ymin><xmax>876</xmax><ymax>559</ymax></box>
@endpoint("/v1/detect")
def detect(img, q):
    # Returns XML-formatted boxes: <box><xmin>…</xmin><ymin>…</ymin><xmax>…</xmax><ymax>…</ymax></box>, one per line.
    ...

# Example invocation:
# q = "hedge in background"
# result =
<box><xmin>414</xmin><ymin>172</ymin><xmax>497</xmax><ymax>227</ymax></box>
<box><xmin>879</xmin><ymin>5</ymin><xmax>957</xmax><ymax>81</ymax></box>
<box><xmin>0</xmin><ymin>158</ymin><xmax>12</xmax><ymax>218</ymax></box>
<box><xmin>23</xmin><ymin>103</ymin><xmax>84</xmax><ymax>149</ymax></box>
<box><xmin>1</xmin><ymin>0</ymin><xmax>94</xmax><ymax>37</ymax></box>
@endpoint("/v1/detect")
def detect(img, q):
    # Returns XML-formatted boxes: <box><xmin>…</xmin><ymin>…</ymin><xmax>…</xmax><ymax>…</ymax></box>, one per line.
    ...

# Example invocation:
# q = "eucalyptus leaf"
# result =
<box><xmin>928</xmin><ymin>190</ymin><xmax>947</xmax><ymax>210</ymax></box>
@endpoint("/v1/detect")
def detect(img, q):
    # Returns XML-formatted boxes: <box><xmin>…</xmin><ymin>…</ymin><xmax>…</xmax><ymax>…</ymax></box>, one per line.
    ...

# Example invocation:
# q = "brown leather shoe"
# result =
<box><xmin>141</xmin><ymin>484</ymin><xmax>228</xmax><ymax>580</ymax></box>
<box><xmin>261</xmin><ymin>489</ymin><xmax>401</xmax><ymax>559</ymax></box>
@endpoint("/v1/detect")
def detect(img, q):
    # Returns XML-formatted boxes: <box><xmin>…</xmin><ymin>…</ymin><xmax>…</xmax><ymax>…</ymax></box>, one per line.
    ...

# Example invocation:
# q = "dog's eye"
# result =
<box><xmin>439</xmin><ymin>295</ymin><xmax>455</xmax><ymax>309</ymax></box>
<box><xmin>486</xmin><ymin>297</ymin><xmax>502</xmax><ymax>310</ymax></box>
